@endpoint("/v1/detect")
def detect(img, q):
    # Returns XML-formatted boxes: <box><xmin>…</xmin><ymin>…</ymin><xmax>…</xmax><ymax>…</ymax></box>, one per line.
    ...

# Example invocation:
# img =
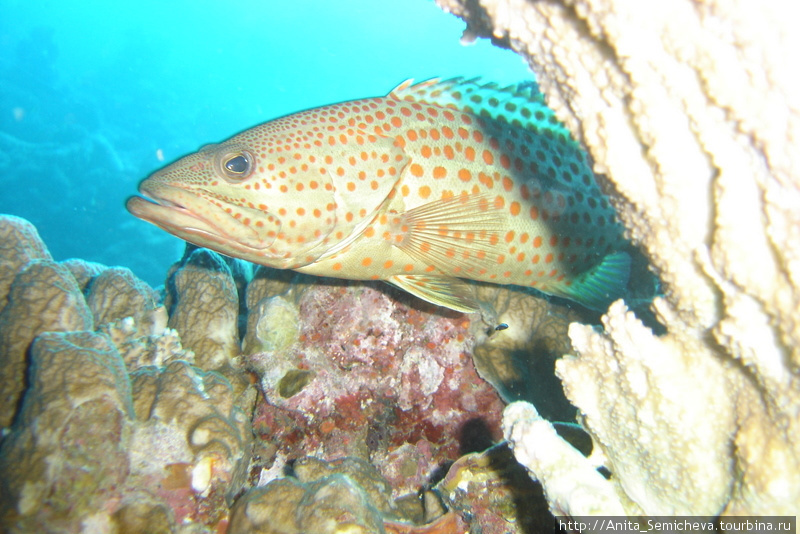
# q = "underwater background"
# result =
<box><xmin>2</xmin><ymin>0</ymin><xmax>798</xmax><ymax>528</ymax></box>
<box><xmin>0</xmin><ymin>0</ymin><xmax>531</xmax><ymax>287</ymax></box>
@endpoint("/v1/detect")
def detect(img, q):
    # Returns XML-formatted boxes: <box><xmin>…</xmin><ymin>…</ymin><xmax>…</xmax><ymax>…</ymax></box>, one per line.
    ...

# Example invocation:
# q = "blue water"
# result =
<box><xmin>0</xmin><ymin>0</ymin><xmax>531</xmax><ymax>287</ymax></box>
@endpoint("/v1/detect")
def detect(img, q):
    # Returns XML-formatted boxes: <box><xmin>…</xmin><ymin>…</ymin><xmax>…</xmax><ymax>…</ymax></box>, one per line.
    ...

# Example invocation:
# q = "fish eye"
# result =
<box><xmin>219</xmin><ymin>150</ymin><xmax>255</xmax><ymax>180</ymax></box>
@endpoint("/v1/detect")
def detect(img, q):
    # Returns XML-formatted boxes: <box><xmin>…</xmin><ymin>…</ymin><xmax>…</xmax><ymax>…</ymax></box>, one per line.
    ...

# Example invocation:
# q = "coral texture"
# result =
<box><xmin>0</xmin><ymin>259</ymin><xmax>93</xmax><ymax>427</ymax></box>
<box><xmin>437</xmin><ymin>440</ymin><xmax>551</xmax><ymax>534</ymax></box>
<box><xmin>435</xmin><ymin>0</ymin><xmax>800</xmax><ymax>516</ymax></box>
<box><xmin>229</xmin><ymin>457</ymin><xmax>390</xmax><ymax>534</ymax></box>
<box><xmin>0</xmin><ymin>216</ymin><xmax>254</xmax><ymax>533</ymax></box>
<box><xmin>1</xmin><ymin>214</ymin><xmax>560</xmax><ymax>532</ymax></box>
<box><xmin>247</xmin><ymin>281</ymin><xmax>507</xmax><ymax>496</ymax></box>
<box><xmin>229</xmin><ymin>456</ymin><xmax>468</xmax><ymax>534</ymax></box>
<box><xmin>166</xmin><ymin>248</ymin><xmax>241</xmax><ymax>371</ymax></box>
<box><xmin>469</xmin><ymin>283</ymin><xmax>583</xmax><ymax>419</ymax></box>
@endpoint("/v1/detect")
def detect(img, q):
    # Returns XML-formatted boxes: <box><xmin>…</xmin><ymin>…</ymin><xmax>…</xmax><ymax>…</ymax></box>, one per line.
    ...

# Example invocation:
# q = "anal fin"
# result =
<box><xmin>387</xmin><ymin>274</ymin><xmax>479</xmax><ymax>313</ymax></box>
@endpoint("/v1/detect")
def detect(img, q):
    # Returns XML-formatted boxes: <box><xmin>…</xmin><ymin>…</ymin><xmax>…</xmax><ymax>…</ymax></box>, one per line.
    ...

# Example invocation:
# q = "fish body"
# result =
<box><xmin>128</xmin><ymin>78</ymin><xmax>629</xmax><ymax>311</ymax></box>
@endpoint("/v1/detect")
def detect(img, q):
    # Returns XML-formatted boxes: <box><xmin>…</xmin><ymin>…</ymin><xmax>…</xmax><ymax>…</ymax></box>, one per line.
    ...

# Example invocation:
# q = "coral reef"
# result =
<box><xmin>246</xmin><ymin>280</ymin><xmax>507</xmax><ymax>496</ymax></box>
<box><xmin>1</xmin><ymin>214</ymin><xmax>566</xmax><ymax>532</ymax></box>
<box><xmin>438</xmin><ymin>442</ymin><xmax>551</xmax><ymax>534</ymax></box>
<box><xmin>0</xmin><ymin>215</ymin><xmax>254</xmax><ymax>533</ymax></box>
<box><xmin>229</xmin><ymin>456</ymin><xmax>468</xmax><ymax>534</ymax></box>
<box><xmin>435</xmin><ymin>0</ymin><xmax>800</xmax><ymax>517</ymax></box>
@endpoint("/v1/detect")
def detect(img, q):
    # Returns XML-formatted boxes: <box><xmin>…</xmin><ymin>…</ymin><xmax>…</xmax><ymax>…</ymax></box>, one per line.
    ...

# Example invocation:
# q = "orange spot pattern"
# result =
<box><xmin>180</xmin><ymin>80</ymin><xmax>625</xmax><ymax>302</ymax></box>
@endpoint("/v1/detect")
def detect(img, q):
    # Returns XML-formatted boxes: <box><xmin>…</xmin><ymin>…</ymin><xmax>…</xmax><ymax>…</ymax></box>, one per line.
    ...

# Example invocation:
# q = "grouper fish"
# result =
<box><xmin>127</xmin><ymin>78</ymin><xmax>629</xmax><ymax>312</ymax></box>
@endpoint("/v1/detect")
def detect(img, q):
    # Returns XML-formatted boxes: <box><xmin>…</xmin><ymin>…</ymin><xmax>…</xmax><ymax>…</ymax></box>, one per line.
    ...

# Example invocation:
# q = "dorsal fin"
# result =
<box><xmin>389</xmin><ymin>77</ymin><xmax>574</xmax><ymax>142</ymax></box>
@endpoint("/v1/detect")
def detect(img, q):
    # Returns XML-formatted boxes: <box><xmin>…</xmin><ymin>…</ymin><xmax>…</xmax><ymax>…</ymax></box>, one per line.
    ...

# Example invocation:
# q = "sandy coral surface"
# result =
<box><xmin>435</xmin><ymin>0</ymin><xmax>800</xmax><ymax>517</ymax></box>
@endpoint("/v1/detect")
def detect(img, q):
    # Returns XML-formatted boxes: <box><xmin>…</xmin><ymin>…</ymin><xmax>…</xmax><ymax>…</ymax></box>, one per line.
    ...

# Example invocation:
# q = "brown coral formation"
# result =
<box><xmin>469</xmin><ymin>283</ymin><xmax>583</xmax><ymax>418</ymax></box>
<box><xmin>434</xmin><ymin>0</ymin><xmax>800</xmax><ymax>517</ymax></box>
<box><xmin>166</xmin><ymin>248</ymin><xmax>241</xmax><ymax>370</ymax></box>
<box><xmin>0</xmin><ymin>216</ymin><xmax>254</xmax><ymax>532</ymax></box>
<box><xmin>0</xmin><ymin>331</ymin><xmax>133</xmax><ymax>529</ymax></box>
<box><xmin>229</xmin><ymin>456</ymin><xmax>468</xmax><ymax>534</ymax></box>
<box><xmin>0</xmin><ymin>258</ymin><xmax>93</xmax><ymax>427</ymax></box>
<box><xmin>0</xmin><ymin>215</ymin><xmax>51</xmax><ymax>309</ymax></box>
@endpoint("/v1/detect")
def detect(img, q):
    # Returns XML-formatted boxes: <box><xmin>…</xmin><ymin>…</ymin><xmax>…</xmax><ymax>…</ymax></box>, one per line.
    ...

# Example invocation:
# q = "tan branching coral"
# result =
<box><xmin>435</xmin><ymin>0</ymin><xmax>800</xmax><ymax>517</ymax></box>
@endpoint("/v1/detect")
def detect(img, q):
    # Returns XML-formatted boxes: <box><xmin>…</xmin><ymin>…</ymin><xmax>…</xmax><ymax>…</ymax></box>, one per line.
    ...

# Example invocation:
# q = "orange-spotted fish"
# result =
<box><xmin>127</xmin><ymin>78</ymin><xmax>629</xmax><ymax>312</ymax></box>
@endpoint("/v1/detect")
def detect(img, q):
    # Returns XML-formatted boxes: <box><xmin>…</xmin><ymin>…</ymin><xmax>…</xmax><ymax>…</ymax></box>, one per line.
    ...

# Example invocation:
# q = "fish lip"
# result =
<box><xmin>126</xmin><ymin>183</ymin><xmax>264</xmax><ymax>249</ymax></box>
<box><xmin>126</xmin><ymin>184</ymin><xmax>210</xmax><ymax>232</ymax></box>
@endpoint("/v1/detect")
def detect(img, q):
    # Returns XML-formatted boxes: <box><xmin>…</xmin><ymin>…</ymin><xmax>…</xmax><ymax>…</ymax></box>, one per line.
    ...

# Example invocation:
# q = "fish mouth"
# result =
<box><xmin>126</xmin><ymin>182</ymin><xmax>275</xmax><ymax>251</ymax></box>
<box><xmin>126</xmin><ymin>185</ymin><xmax>220</xmax><ymax>240</ymax></box>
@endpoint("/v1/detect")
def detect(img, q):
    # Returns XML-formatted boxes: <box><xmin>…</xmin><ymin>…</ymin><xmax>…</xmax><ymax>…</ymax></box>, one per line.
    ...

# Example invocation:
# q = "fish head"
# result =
<box><xmin>127</xmin><ymin>133</ymin><xmax>339</xmax><ymax>269</ymax></box>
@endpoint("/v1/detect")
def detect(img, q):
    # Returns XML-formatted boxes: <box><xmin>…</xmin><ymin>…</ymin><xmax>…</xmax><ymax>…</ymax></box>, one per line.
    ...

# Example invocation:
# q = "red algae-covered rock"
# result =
<box><xmin>247</xmin><ymin>282</ymin><xmax>506</xmax><ymax>493</ymax></box>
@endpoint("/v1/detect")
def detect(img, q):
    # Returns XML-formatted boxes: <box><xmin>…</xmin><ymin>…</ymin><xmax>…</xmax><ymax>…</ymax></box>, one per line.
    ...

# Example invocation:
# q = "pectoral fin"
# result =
<box><xmin>393</xmin><ymin>193</ymin><xmax>506</xmax><ymax>277</ymax></box>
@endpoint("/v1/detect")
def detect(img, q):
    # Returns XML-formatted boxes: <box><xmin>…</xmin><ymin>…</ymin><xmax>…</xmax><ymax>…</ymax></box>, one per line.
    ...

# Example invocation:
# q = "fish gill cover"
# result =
<box><xmin>0</xmin><ymin>0</ymin><xmax>531</xmax><ymax>287</ymax></box>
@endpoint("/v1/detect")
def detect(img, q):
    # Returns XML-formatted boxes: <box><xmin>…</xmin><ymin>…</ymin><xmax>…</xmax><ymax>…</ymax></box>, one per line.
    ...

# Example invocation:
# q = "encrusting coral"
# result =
<box><xmin>435</xmin><ymin>0</ymin><xmax>800</xmax><ymax>517</ymax></box>
<box><xmin>246</xmin><ymin>280</ymin><xmax>508</xmax><ymax>496</ymax></box>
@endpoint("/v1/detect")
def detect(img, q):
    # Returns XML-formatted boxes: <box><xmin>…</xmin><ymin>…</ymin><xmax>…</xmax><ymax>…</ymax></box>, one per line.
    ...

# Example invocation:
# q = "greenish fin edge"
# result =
<box><xmin>557</xmin><ymin>251</ymin><xmax>631</xmax><ymax>311</ymax></box>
